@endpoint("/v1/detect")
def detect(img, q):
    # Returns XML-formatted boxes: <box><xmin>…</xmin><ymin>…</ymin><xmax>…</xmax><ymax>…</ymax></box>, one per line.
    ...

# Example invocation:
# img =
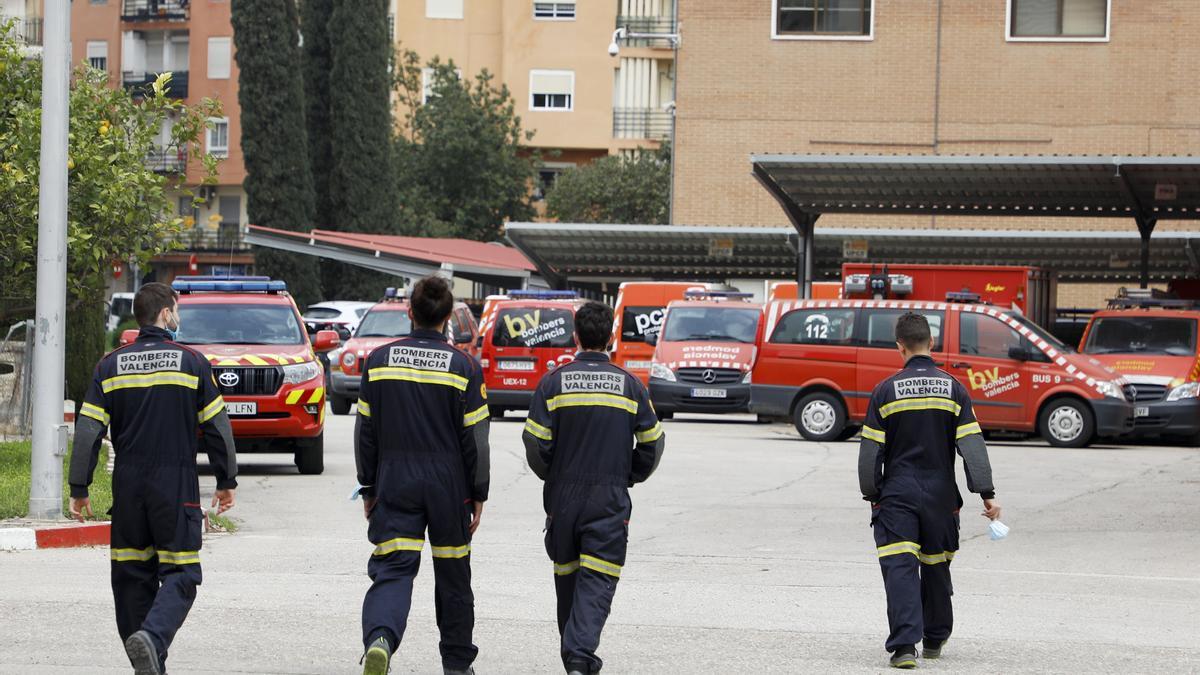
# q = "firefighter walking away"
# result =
<box><xmin>355</xmin><ymin>276</ymin><xmax>491</xmax><ymax>675</ymax></box>
<box><xmin>858</xmin><ymin>312</ymin><xmax>1001</xmax><ymax>668</ymax></box>
<box><xmin>70</xmin><ymin>282</ymin><xmax>238</xmax><ymax>675</ymax></box>
<box><xmin>523</xmin><ymin>301</ymin><xmax>666</xmax><ymax>674</ymax></box>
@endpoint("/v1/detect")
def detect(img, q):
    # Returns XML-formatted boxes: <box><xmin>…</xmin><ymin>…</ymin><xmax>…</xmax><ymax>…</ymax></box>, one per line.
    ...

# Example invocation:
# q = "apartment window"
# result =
<box><xmin>530</xmin><ymin>70</ymin><xmax>574</xmax><ymax>111</ymax></box>
<box><xmin>774</xmin><ymin>0</ymin><xmax>873</xmax><ymax>40</ymax></box>
<box><xmin>207</xmin><ymin>37</ymin><xmax>231</xmax><ymax>79</ymax></box>
<box><xmin>86</xmin><ymin>41</ymin><xmax>108</xmax><ymax>71</ymax></box>
<box><xmin>218</xmin><ymin>195</ymin><xmax>242</xmax><ymax>226</ymax></box>
<box><xmin>421</xmin><ymin>67</ymin><xmax>463</xmax><ymax>104</ymax></box>
<box><xmin>206</xmin><ymin>118</ymin><xmax>229</xmax><ymax>158</ymax></box>
<box><xmin>534</xmin><ymin>1</ymin><xmax>575</xmax><ymax>20</ymax></box>
<box><xmin>1008</xmin><ymin>0</ymin><xmax>1109</xmax><ymax>41</ymax></box>
<box><xmin>426</xmin><ymin>0</ymin><xmax>464</xmax><ymax>20</ymax></box>
<box><xmin>533</xmin><ymin>162</ymin><xmax>575</xmax><ymax>200</ymax></box>
<box><xmin>177</xmin><ymin>196</ymin><xmax>198</xmax><ymax>221</ymax></box>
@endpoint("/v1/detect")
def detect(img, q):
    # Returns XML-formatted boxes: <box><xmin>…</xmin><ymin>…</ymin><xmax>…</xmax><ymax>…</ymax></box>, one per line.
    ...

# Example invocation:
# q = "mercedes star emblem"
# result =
<box><xmin>701</xmin><ymin>369</ymin><xmax>717</xmax><ymax>384</ymax></box>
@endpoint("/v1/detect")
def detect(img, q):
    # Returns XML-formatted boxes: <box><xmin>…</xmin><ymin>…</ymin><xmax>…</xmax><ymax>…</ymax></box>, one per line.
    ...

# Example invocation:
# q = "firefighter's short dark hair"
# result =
<box><xmin>133</xmin><ymin>282</ymin><xmax>179</xmax><ymax>327</ymax></box>
<box><xmin>410</xmin><ymin>276</ymin><xmax>454</xmax><ymax>329</ymax></box>
<box><xmin>895</xmin><ymin>312</ymin><xmax>932</xmax><ymax>350</ymax></box>
<box><xmin>575</xmin><ymin>302</ymin><xmax>614</xmax><ymax>351</ymax></box>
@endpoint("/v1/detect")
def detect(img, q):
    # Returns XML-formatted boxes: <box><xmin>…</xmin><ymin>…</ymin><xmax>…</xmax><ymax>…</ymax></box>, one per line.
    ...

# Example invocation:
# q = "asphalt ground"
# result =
<box><xmin>1</xmin><ymin>411</ymin><xmax>1198</xmax><ymax>674</ymax></box>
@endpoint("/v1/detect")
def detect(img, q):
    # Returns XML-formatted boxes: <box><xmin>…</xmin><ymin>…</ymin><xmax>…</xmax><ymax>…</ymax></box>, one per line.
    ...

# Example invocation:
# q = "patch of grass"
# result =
<box><xmin>0</xmin><ymin>440</ymin><xmax>113</xmax><ymax>520</ymax></box>
<box><xmin>208</xmin><ymin>513</ymin><xmax>239</xmax><ymax>533</ymax></box>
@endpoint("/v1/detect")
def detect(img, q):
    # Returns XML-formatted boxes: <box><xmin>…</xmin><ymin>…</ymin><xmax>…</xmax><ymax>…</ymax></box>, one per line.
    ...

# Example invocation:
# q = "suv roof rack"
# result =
<box><xmin>172</xmin><ymin>276</ymin><xmax>287</xmax><ymax>293</ymax></box>
<box><xmin>507</xmin><ymin>290</ymin><xmax>578</xmax><ymax>300</ymax></box>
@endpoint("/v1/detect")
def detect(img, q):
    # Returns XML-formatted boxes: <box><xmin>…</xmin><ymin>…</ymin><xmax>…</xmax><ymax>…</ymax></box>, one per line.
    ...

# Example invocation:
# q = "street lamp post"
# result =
<box><xmin>27</xmin><ymin>0</ymin><xmax>71</xmax><ymax>520</ymax></box>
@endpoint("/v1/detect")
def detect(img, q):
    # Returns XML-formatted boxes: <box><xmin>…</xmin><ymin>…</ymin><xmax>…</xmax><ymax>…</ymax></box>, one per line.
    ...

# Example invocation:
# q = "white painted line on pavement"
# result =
<box><xmin>0</xmin><ymin>528</ymin><xmax>37</xmax><ymax>551</ymax></box>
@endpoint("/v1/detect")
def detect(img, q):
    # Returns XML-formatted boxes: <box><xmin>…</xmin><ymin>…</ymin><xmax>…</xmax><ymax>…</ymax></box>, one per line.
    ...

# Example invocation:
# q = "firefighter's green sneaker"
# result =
<box><xmin>923</xmin><ymin>638</ymin><xmax>946</xmax><ymax>659</ymax></box>
<box><xmin>362</xmin><ymin>637</ymin><xmax>390</xmax><ymax>675</ymax></box>
<box><xmin>890</xmin><ymin>646</ymin><xmax>918</xmax><ymax>669</ymax></box>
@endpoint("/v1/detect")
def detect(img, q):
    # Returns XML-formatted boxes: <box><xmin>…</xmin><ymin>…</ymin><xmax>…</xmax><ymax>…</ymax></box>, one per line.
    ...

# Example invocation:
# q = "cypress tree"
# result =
<box><xmin>324</xmin><ymin>0</ymin><xmax>400</xmax><ymax>298</ymax></box>
<box><xmin>232</xmin><ymin>0</ymin><xmax>323</xmax><ymax>307</ymax></box>
<box><xmin>300</xmin><ymin>0</ymin><xmax>335</xmax><ymax>231</ymax></box>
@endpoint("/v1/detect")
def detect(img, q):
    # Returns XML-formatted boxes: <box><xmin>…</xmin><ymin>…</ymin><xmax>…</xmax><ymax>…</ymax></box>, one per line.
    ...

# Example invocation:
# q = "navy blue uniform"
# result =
<box><xmin>71</xmin><ymin>325</ymin><xmax>237</xmax><ymax>669</ymax></box>
<box><xmin>523</xmin><ymin>351</ymin><xmax>665</xmax><ymax>674</ymax></box>
<box><xmin>355</xmin><ymin>328</ymin><xmax>490</xmax><ymax>671</ymax></box>
<box><xmin>858</xmin><ymin>354</ymin><xmax>995</xmax><ymax>653</ymax></box>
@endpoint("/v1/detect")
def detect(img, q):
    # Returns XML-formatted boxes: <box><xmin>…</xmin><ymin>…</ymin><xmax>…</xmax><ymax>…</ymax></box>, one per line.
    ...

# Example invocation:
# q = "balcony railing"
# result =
<box><xmin>121</xmin><ymin>0</ymin><xmax>189</xmax><ymax>22</ymax></box>
<box><xmin>145</xmin><ymin>147</ymin><xmax>187</xmax><ymax>174</ymax></box>
<box><xmin>18</xmin><ymin>18</ymin><xmax>42</xmax><ymax>45</ymax></box>
<box><xmin>175</xmin><ymin>224</ymin><xmax>250</xmax><ymax>252</ymax></box>
<box><xmin>613</xmin><ymin>108</ymin><xmax>673</xmax><ymax>140</ymax></box>
<box><xmin>123</xmin><ymin>71</ymin><xmax>189</xmax><ymax>99</ymax></box>
<box><xmin>615</xmin><ymin>15</ymin><xmax>677</xmax><ymax>46</ymax></box>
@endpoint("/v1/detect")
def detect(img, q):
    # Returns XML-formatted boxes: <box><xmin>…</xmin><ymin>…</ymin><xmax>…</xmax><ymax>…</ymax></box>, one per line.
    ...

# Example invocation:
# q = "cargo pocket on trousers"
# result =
<box><xmin>543</xmin><ymin>515</ymin><xmax>553</xmax><ymax>559</ymax></box>
<box><xmin>183</xmin><ymin>505</ymin><xmax>204</xmax><ymax>552</ymax></box>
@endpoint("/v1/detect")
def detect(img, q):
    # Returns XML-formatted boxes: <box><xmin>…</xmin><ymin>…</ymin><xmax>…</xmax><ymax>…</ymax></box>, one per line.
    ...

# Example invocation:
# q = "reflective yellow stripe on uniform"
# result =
<box><xmin>554</xmin><ymin>560</ymin><xmax>580</xmax><ymax>576</ymax></box>
<box><xmin>918</xmin><ymin>550</ymin><xmax>956</xmax><ymax>565</ymax></box>
<box><xmin>955</xmin><ymin>421</ymin><xmax>983</xmax><ymax>439</ymax></box>
<box><xmin>372</xmin><ymin>537</ymin><xmax>425</xmax><ymax>556</ymax></box>
<box><xmin>431</xmin><ymin>544</ymin><xmax>471</xmax><ymax>559</ymax></box>
<box><xmin>524</xmin><ymin>418</ymin><xmax>552</xmax><ymax>441</ymax></box>
<box><xmin>198</xmin><ymin>396</ymin><xmax>225</xmax><ymax>423</ymax></box>
<box><xmin>546</xmin><ymin>393</ymin><xmax>638</xmax><ymax>414</ymax></box>
<box><xmin>368</xmin><ymin>367</ymin><xmax>469</xmax><ymax>391</ymax></box>
<box><xmin>463</xmin><ymin>405</ymin><xmax>490</xmax><ymax>427</ymax></box>
<box><xmin>307</xmin><ymin>387</ymin><xmax>324</xmax><ymax>404</ymax></box>
<box><xmin>879</xmin><ymin>397</ymin><xmax>961</xmax><ymax>419</ymax></box>
<box><xmin>157</xmin><ymin>549</ymin><xmax>201</xmax><ymax>565</ymax></box>
<box><xmin>110</xmin><ymin>546</ymin><xmax>156</xmax><ymax>562</ymax></box>
<box><xmin>861</xmin><ymin>425</ymin><xmax>886</xmax><ymax>443</ymax></box>
<box><xmin>80</xmin><ymin>402</ymin><xmax>110</xmax><ymax>425</ymax></box>
<box><xmin>357</xmin><ymin>400</ymin><xmax>371</xmax><ymax>417</ymax></box>
<box><xmin>635</xmin><ymin>422</ymin><xmax>663</xmax><ymax>444</ymax></box>
<box><xmin>580</xmin><ymin>553</ymin><xmax>623</xmax><ymax>578</ymax></box>
<box><xmin>101</xmin><ymin>372</ymin><xmax>199</xmax><ymax>393</ymax></box>
<box><xmin>877</xmin><ymin>541</ymin><xmax>921</xmax><ymax>559</ymax></box>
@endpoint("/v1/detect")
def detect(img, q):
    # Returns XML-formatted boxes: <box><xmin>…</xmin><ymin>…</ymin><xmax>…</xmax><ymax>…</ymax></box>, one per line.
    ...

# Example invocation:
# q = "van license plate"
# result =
<box><xmin>1135</xmin><ymin>406</ymin><xmax>1150</xmax><ymax>417</ymax></box>
<box><xmin>226</xmin><ymin>402</ymin><xmax>257</xmax><ymax>416</ymax></box>
<box><xmin>691</xmin><ymin>388</ymin><xmax>727</xmax><ymax>399</ymax></box>
<box><xmin>499</xmin><ymin>360</ymin><xmax>535</xmax><ymax>371</ymax></box>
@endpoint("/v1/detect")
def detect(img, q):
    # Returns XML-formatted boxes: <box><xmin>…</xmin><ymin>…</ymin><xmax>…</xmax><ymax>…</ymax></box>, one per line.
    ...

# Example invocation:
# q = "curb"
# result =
<box><xmin>0</xmin><ymin>522</ymin><xmax>110</xmax><ymax>551</ymax></box>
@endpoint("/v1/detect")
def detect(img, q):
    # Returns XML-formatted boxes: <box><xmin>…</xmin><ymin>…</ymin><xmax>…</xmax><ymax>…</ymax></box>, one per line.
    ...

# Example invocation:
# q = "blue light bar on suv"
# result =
<box><xmin>172</xmin><ymin>276</ymin><xmax>288</xmax><ymax>293</ymax></box>
<box><xmin>507</xmin><ymin>290</ymin><xmax>578</xmax><ymax>299</ymax></box>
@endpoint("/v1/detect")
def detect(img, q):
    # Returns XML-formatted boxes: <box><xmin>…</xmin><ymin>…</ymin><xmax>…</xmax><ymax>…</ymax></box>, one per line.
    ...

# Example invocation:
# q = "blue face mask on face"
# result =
<box><xmin>166</xmin><ymin>308</ymin><xmax>181</xmax><ymax>341</ymax></box>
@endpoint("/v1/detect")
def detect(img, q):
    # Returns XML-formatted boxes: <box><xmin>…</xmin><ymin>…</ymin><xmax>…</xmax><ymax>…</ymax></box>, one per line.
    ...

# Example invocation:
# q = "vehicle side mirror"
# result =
<box><xmin>120</xmin><ymin>329</ymin><xmax>138</xmax><ymax>346</ymax></box>
<box><xmin>1007</xmin><ymin>345</ymin><xmax>1031</xmax><ymax>361</ymax></box>
<box><xmin>475</xmin><ymin>336</ymin><xmax>484</xmax><ymax>348</ymax></box>
<box><xmin>645</xmin><ymin>332</ymin><xmax>658</xmax><ymax>346</ymax></box>
<box><xmin>313</xmin><ymin>330</ymin><xmax>341</xmax><ymax>352</ymax></box>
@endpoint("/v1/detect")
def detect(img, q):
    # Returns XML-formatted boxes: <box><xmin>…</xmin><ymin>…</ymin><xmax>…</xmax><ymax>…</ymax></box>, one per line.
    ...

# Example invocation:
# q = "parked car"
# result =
<box><xmin>302</xmin><ymin>301</ymin><xmax>374</xmax><ymax>341</ymax></box>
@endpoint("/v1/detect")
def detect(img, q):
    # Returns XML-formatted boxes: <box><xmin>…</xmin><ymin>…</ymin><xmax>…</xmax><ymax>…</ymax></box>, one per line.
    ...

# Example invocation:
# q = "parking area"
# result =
<box><xmin>1</xmin><ymin>412</ymin><xmax>1198</xmax><ymax>673</ymax></box>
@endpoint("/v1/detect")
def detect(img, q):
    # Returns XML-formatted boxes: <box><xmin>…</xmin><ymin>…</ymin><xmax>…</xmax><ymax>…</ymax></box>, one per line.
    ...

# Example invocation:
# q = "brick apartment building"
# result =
<box><xmin>673</xmin><ymin>0</ymin><xmax>1200</xmax><ymax>305</ymax></box>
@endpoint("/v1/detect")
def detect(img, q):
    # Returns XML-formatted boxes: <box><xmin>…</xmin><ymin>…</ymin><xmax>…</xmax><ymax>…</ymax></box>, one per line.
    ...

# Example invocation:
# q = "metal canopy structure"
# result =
<box><xmin>504</xmin><ymin>222</ymin><xmax>1200</xmax><ymax>285</ymax></box>
<box><xmin>245</xmin><ymin>225</ymin><xmax>540</xmax><ymax>288</ymax></box>
<box><xmin>752</xmin><ymin>154</ymin><xmax>1200</xmax><ymax>296</ymax></box>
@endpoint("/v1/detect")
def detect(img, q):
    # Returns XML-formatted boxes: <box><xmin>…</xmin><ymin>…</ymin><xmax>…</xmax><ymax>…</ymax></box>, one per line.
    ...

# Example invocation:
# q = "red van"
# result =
<box><xmin>1079</xmin><ymin>301</ymin><xmax>1200</xmax><ymax>442</ymax></box>
<box><xmin>647</xmin><ymin>291</ymin><xmax>763</xmax><ymax>417</ymax></box>
<box><xmin>611</xmin><ymin>282</ymin><xmax>706</xmax><ymax>384</ymax></box>
<box><xmin>478</xmin><ymin>291</ymin><xmax>586</xmax><ymax>416</ymax></box>
<box><xmin>751</xmin><ymin>299</ymin><xmax>1134</xmax><ymax>447</ymax></box>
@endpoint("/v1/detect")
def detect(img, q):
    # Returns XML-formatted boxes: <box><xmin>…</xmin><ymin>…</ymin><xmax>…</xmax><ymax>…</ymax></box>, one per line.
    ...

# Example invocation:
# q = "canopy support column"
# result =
<box><xmin>753</xmin><ymin>163</ymin><xmax>819</xmax><ymax>298</ymax></box>
<box><xmin>1116</xmin><ymin>165</ymin><xmax>1157</xmax><ymax>289</ymax></box>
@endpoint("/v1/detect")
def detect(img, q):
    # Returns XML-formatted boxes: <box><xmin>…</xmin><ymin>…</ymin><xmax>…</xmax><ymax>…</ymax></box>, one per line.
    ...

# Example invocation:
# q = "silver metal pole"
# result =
<box><xmin>28</xmin><ymin>0</ymin><xmax>70</xmax><ymax>520</ymax></box>
<box><xmin>667</xmin><ymin>0</ymin><xmax>679</xmax><ymax>225</ymax></box>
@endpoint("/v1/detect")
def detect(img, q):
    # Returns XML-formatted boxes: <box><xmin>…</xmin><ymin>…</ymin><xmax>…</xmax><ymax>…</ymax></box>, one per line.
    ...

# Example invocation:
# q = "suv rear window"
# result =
<box><xmin>1084</xmin><ymin>316</ymin><xmax>1198</xmax><ymax>356</ymax></box>
<box><xmin>356</xmin><ymin>310</ymin><xmax>412</xmax><ymax>338</ymax></box>
<box><xmin>179</xmin><ymin>304</ymin><xmax>306</xmax><ymax>345</ymax></box>
<box><xmin>493</xmin><ymin>307</ymin><xmax>574</xmax><ymax>348</ymax></box>
<box><xmin>303</xmin><ymin>307</ymin><xmax>342</xmax><ymax>320</ymax></box>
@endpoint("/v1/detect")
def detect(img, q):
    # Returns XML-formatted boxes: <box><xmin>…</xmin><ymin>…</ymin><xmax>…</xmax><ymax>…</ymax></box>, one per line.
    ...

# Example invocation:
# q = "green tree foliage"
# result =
<box><xmin>0</xmin><ymin>23</ymin><xmax>220</xmax><ymax>400</ymax></box>
<box><xmin>232</xmin><ymin>0</ymin><xmax>322</xmax><ymax>307</ymax></box>
<box><xmin>299</xmin><ymin>0</ymin><xmax>335</xmax><ymax>230</ymax></box>
<box><xmin>545</xmin><ymin>144</ymin><xmax>671</xmax><ymax>225</ymax></box>
<box><xmin>393</xmin><ymin>53</ymin><xmax>537</xmax><ymax>240</ymax></box>
<box><xmin>324</xmin><ymin>0</ymin><xmax>399</xmax><ymax>298</ymax></box>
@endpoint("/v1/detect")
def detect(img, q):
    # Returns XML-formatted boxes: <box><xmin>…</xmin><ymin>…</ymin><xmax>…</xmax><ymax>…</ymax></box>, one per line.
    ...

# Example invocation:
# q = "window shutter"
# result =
<box><xmin>207</xmin><ymin>37</ymin><xmax>231</xmax><ymax>79</ymax></box>
<box><xmin>87</xmin><ymin>41</ymin><xmax>108</xmax><ymax>60</ymax></box>
<box><xmin>426</xmin><ymin>0</ymin><xmax>464</xmax><ymax>19</ymax></box>
<box><xmin>531</xmin><ymin>71</ymin><xmax>573</xmax><ymax>96</ymax></box>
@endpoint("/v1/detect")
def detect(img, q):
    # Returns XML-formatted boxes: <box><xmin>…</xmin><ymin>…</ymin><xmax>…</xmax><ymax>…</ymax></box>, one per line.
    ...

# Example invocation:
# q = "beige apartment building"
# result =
<box><xmin>67</xmin><ymin>0</ymin><xmax>253</xmax><ymax>282</ymax></box>
<box><xmin>393</xmin><ymin>0</ymin><xmax>676</xmax><ymax>193</ymax></box>
<box><xmin>673</xmin><ymin>0</ymin><xmax>1200</xmax><ymax>305</ymax></box>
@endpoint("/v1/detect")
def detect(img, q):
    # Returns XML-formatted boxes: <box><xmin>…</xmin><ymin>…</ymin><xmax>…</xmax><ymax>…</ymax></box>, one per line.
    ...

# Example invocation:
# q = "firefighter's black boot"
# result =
<box><xmin>890</xmin><ymin>645</ymin><xmax>918</xmax><ymax>669</ymax></box>
<box><xmin>922</xmin><ymin>638</ymin><xmax>945</xmax><ymax>659</ymax></box>
<box><xmin>124</xmin><ymin>630</ymin><xmax>163</xmax><ymax>675</ymax></box>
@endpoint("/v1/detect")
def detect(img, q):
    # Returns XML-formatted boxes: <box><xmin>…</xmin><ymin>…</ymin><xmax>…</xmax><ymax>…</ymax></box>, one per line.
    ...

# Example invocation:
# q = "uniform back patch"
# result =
<box><xmin>562</xmin><ymin>371</ymin><xmax>624</xmax><ymax>394</ymax></box>
<box><xmin>389</xmin><ymin>345</ymin><xmax>453</xmax><ymax>372</ymax></box>
<box><xmin>117</xmin><ymin>350</ymin><xmax>182</xmax><ymax>375</ymax></box>
<box><xmin>893</xmin><ymin>377</ymin><xmax>952</xmax><ymax>399</ymax></box>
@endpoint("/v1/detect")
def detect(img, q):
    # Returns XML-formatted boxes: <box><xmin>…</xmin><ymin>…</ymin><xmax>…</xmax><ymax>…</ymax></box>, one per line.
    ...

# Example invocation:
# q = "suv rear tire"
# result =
<box><xmin>330</xmin><ymin>395</ymin><xmax>352</xmax><ymax>416</ymax></box>
<box><xmin>294</xmin><ymin>433</ymin><xmax>325</xmax><ymax>475</ymax></box>
<box><xmin>793</xmin><ymin>392</ymin><xmax>847</xmax><ymax>442</ymax></box>
<box><xmin>1038</xmin><ymin>397</ymin><xmax>1095</xmax><ymax>448</ymax></box>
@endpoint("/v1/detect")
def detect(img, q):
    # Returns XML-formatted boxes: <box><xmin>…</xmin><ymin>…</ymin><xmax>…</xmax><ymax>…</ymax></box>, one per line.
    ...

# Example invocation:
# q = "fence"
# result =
<box><xmin>0</xmin><ymin>321</ymin><xmax>34</xmax><ymax>437</ymax></box>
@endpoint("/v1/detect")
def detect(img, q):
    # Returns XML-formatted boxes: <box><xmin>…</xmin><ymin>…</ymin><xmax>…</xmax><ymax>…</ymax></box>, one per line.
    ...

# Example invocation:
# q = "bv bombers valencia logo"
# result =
<box><xmin>966</xmin><ymin>367</ymin><xmax>1020</xmax><ymax>398</ymax></box>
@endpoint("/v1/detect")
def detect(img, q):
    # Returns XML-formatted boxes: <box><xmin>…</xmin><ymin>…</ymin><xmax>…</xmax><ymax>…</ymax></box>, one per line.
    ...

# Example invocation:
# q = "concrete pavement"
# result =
<box><xmin>1</xmin><ymin>411</ymin><xmax>1198</xmax><ymax>673</ymax></box>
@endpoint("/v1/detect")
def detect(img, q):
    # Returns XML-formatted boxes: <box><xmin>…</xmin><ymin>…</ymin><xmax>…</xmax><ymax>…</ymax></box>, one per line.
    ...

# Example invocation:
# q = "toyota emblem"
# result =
<box><xmin>218</xmin><ymin>371</ymin><xmax>240</xmax><ymax>388</ymax></box>
<box><xmin>701</xmin><ymin>369</ymin><xmax>717</xmax><ymax>384</ymax></box>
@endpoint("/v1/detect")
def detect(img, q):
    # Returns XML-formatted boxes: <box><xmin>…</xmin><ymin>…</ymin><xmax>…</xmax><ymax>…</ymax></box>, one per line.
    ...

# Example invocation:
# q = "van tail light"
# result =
<box><xmin>480</xmin><ymin>358</ymin><xmax>490</xmax><ymax>369</ymax></box>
